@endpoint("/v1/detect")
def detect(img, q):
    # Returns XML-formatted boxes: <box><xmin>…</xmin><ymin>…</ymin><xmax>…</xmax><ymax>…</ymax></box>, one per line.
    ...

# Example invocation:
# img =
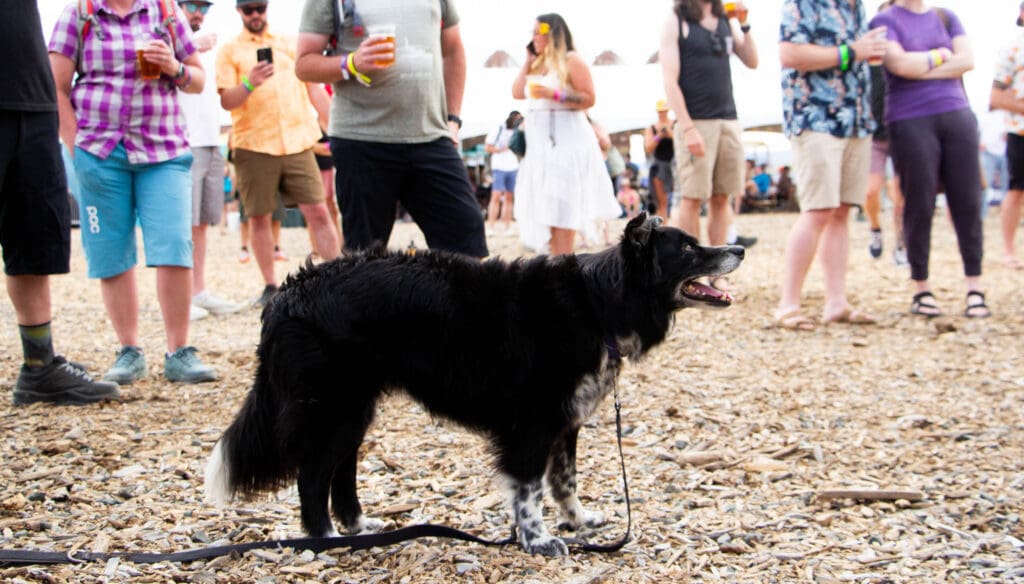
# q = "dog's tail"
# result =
<box><xmin>204</xmin><ymin>362</ymin><xmax>290</xmax><ymax>507</ymax></box>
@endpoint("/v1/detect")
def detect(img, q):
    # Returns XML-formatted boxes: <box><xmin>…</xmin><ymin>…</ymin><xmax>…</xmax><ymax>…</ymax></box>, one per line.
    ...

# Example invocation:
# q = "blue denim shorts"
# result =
<box><xmin>74</xmin><ymin>143</ymin><xmax>193</xmax><ymax>279</ymax></box>
<box><xmin>492</xmin><ymin>169</ymin><xmax>518</xmax><ymax>193</ymax></box>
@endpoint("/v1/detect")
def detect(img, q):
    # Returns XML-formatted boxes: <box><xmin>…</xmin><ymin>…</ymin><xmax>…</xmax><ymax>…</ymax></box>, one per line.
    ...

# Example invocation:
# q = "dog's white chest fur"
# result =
<box><xmin>569</xmin><ymin>336</ymin><xmax>639</xmax><ymax>425</ymax></box>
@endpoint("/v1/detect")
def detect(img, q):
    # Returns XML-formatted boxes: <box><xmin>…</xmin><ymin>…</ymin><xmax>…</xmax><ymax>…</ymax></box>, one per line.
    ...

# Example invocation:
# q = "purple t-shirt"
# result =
<box><xmin>869</xmin><ymin>6</ymin><xmax>969</xmax><ymax>123</ymax></box>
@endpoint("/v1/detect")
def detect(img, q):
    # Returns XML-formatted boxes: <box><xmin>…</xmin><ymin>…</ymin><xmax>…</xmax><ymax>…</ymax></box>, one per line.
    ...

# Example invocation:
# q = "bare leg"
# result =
<box><xmin>1001</xmin><ymin>189</ymin><xmax>1023</xmax><ymax>266</ymax></box>
<box><xmin>707</xmin><ymin>193</ymin><xmax>733</xmax><ymax>246</ymax></box>
<box><xmin>671</xmin><ymin>197</ymin><xmax>703</xmax><ymax>241</ymax></box>
<box><xmin>248</xmin><ymin>213</ymin><xmax>276</xmax><ymax>286</ymax></box>
<box><xmin>776</xmin><ymin>209</ymin><xmax>830</xmax><ymax>315</ymax></box>
<box><xmin>156</xmin><ymin>265</ymin><xmax>192</xmax><ymax>352</ymax></box>
<box><xmin>819</xmin><ymin>205</ymin><xmax>853</xmax><ymax>318</ymax></box>
<box><xmin>101</xmin><ymin>269</ymin><xmax>141</xmax><ymax>348</ymax></box>
<box><xmin>6</xmin><ymin>274</ymin><xmax>50</xmax><ymax>326</ymax></box>
<box><xmin>549</xmin><ymin>227</ymin><xmax>576</xmax><ymax>256</ymax></box>
<box><xmin>298</xmin><ymin>202</ymin><xmax>341</xmax><ymax>261</ymax></box>
<box><xmin>652</xmin><ymin>177</ymin><xmax>669</xmax><ymax>220</ymax></box>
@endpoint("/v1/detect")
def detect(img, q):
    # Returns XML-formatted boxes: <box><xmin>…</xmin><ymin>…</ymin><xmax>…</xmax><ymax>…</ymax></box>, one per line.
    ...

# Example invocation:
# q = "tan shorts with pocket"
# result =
<box><xmin>674</xmin><ymin>119</ymin><xmax>745</xmax><ymax>201</ymax></box>
<box><xmin>233</xmin><ymin>148</ymin><xmax>325</xmax><ymax>216</ymax></box>
<box><xmin>791</xmin><ymin>132</ymin><xmax>871</xmax><ymax>211</ymax></box>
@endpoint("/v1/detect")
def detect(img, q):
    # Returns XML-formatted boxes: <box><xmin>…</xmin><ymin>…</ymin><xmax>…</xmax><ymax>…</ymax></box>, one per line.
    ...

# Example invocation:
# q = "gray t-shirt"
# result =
<box><xmin>299</xmin><ymin>0</ymin><xmax>459</xmax><ymax>143</ymax></box>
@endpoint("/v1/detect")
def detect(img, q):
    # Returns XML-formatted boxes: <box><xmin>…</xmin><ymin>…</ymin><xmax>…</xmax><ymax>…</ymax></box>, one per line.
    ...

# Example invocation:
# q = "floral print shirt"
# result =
<box><xmin>779</xmin><ymin>0</ymin><xmax>875</xmax><ymax>139</ymax></box>
<box><xmin>994</xmin><ymin>30</ymin><xmax>1024</xmax><ymax>137</ymax></box>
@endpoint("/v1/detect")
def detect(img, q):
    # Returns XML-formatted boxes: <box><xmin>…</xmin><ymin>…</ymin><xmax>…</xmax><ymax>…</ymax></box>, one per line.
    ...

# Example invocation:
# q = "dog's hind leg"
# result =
<box><xmin>547</xmin><ymin>427</ymin><xmax>606</xmax><ymax>531</ymax></box>
<box><xmin>330</xmin><ymin>401</ymin><xmax>385</xmax><ymax>534</ymax></box>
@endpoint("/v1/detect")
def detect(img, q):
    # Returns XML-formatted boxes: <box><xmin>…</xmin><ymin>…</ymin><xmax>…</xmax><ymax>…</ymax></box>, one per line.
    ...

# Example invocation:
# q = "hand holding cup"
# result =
<box><xmin>853</xmin><ymin>26</ymin><xmax>887</xmax><ymax>66</ymax></box>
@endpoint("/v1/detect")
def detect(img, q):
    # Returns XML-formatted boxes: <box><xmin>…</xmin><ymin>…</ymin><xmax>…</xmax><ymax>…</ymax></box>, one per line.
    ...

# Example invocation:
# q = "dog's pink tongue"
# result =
<box><xmin>684</xmin><ymin>281</ymin><xmax>732</xmax><ymax>302</ymax></box>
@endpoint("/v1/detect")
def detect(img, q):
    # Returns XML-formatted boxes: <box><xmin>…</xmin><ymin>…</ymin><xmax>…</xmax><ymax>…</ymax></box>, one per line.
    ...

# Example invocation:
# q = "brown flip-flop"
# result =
<box><xmin>773</xmin><ymin>308</ymin><xmax>817</xmax><ymax>331</ymax></box>
<box><xmin>823</xmin><ymin>306</ymin><xmax>877</xmax><ymax>325</ymax></box>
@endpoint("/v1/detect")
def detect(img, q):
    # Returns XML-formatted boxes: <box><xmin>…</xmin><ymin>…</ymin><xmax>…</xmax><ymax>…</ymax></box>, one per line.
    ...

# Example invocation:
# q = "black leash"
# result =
<box><xmin>0</xmin><ymin>398</ymin><xmax>630</xmax><ymax>566</ymax></box>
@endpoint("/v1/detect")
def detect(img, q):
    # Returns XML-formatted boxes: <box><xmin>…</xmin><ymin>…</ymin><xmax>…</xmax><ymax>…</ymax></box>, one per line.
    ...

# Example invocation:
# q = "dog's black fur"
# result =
<box><xmin>205</xmin><ymin>214</ymin><xmax>743</xmax><ymax>556</ymax></box>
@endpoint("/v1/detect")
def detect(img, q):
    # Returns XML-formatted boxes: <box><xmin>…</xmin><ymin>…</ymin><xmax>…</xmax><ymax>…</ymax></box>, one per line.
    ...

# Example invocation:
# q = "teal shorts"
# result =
<box><xmin>74</xmin><ymin>143</ymin><xmax>193</xmax><ymax>279</ymax></box>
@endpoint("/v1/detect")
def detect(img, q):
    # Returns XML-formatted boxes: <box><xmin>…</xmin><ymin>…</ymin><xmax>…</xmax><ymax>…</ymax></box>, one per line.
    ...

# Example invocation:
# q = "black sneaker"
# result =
<box><xmin>252</xmin><ymin>284</ymin><xmax>279</xmax><ymax>308</ymax></box>
<box><xmin>13</xmin><ymin>356</ymin><xmax>121</xmax><ymax>406</ymax></box>
<box><xmin>734</xmin><ymin>235</ymin><xmax>758</xmax><ymax>248</ymax></box>
<box><xmin>869</xmin><ymin>229</ymin><xmax>883</xmax><ymax>259</ymax></box>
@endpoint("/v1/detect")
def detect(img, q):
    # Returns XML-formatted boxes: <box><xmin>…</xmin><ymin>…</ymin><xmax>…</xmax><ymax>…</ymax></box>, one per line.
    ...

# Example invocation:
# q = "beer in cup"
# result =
<box><xmin>136</xmin><ymin>41</ymin><xmax>161</xmax><ymax>80</ymax></box>
<box><xmin>366</xmin><ymin>24</ymin><xmax>396</xmax><ymax>67</ymax></box>
<box><xmin>724</xmin><ymin>2</ymin><xmax>748</xmax><ymax>22</ymax></box>
<box><xmin>868</xmin><ymin>27</ymin><xmax>886</xmax><ymax>66</ymax></box>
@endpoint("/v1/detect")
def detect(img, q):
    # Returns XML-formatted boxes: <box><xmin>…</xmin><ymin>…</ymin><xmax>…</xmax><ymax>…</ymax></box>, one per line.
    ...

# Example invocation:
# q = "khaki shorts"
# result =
<box><xmin>791</xmin><ymin>132</ymin><xmax>871</xmax><ymax>211</ymax></box>
<box><xmin>674</xmin><ymin>119</ymin><xmax>745</xmax><ymax>201</ymax></box>
<box><xmin>233</xmin><ymin>148</ymin><xmax>324</xmax><ymax>216</ymax></box>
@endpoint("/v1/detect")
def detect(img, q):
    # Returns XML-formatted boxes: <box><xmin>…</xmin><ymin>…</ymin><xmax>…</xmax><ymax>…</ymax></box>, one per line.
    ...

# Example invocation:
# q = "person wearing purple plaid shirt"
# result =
<box><xmin>48</xmin><ymin>0</ymin><xmax>218</xmax><ymax>385</ymax></box>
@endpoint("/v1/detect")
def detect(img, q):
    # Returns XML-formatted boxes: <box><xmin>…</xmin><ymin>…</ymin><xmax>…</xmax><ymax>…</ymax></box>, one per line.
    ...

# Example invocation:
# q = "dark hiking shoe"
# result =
<box><xmin>13</xmin><ymin>356</ymin><xmax>121</xmax><ymax>406</ymax></box>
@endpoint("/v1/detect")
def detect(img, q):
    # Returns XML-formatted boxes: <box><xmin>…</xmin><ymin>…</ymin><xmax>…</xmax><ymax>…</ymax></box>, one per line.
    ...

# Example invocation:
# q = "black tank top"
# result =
<box><xmin>676</xmin><ymin>15</ymin><xmax>737</xmax><ymax>121</ymax></box>
<box><xmin>651</xmin><ymin>124</ymin><xmax>675</xmax><ymax>161</ymax></box>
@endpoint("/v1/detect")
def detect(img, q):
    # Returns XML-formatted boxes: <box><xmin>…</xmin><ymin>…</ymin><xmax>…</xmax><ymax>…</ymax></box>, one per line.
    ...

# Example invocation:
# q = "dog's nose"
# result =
<box><xmin>733</xmin><ymin>246</ymin><xmax>745</xmax><ymax>260</ymax></box>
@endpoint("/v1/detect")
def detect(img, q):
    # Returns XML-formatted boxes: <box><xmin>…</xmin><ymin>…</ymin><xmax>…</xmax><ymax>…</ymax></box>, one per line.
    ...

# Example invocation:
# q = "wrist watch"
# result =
<box><xmin>447</xmin><ymin>114</ymin><xmax>462</xmax><ymax>128</ymax></box>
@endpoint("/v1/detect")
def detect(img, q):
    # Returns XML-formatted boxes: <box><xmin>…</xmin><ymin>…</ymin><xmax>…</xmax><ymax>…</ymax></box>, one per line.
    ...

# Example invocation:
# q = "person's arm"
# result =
<box><xmin>884</xmin><ymin>35</ymin><xmax>972</xmax><ymax>80</ymax></box>
<box><xmin>49</xmin><ymin>52</ymin><xmax>77</xmax><ymax>156</ymax></box>
<box><xmin>659</xmin><ymin>12</ymin><xmax>704</xmax><ymax>157</ymax></box>
<box><xmin>441</xmin><ymin>24</ymin><xmax>466</xmax><ymax>142</ymax></box>
<box><xmin>295</xmin><ymin>32</ymin><xmax>392</xmax><ymax>83</ymax></box>
<box><xmin>729</xmin><ymin>4</ymin><xmax>758</xmax><ymax>69</ymax></box>
<box><xmin>526</xmin><ymin>53</ymin><xmax>595</xmax><ymax>109</ymax></box>
<box><xmin>592</xmin><ymin>119</ymin><xmax>611</xmax><ymax>151</ymax></box>
<box><xmin>306</xmin><ymin>82</ymin><xmax>331</xmax><ymax>131</ymax></box>
<box><xmin>219</xmin><ymin>57</ymin><xmax>275</xmax><ymax>110</ymax></box>
<box><xmin>991</xmin><ymin>82</ymin><xmax>1024</xmax><ymax>115</ymax></box>
<box><xmin>780</xmin><ymin>27</ymin><xmax>887</xmax><ymax>73</ymax></box>
<box><xmin>512</xmin><ymin>48</ymin><xmax>535</xmax><ymax>100</ymax></box>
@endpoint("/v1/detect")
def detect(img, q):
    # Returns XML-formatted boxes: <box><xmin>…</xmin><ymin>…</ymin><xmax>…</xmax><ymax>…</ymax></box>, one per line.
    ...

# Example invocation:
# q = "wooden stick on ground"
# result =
<box><xmin>816</xmin><ymin>489</ymin><xmax>925</xmax><ymax>502</ymax></box>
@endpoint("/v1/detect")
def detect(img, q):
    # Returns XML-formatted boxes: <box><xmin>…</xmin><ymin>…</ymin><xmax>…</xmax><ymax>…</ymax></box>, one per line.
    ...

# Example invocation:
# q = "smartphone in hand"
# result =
<box><xmin>527</xmin><ymin>41</ymin><xmax>538</xmax><ymax>56</ymax></box>
<box><xmin>256</xmin><ymin>47</ymin><xmax>273</xmax><ymax>63</ymax></box>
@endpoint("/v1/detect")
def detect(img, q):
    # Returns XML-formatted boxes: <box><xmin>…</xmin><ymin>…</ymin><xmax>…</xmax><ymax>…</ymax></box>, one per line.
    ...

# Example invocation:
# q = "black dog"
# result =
<box><xmin>205</xmin><ymin>214</ymin><xmax>743</xmax><ymax>556</ymax></box>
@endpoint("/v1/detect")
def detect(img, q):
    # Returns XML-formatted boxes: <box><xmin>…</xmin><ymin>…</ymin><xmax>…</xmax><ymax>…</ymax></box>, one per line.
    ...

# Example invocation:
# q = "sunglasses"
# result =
<box><xmin>181</xmin><ymin>2</ymin><xmax>210</xmax><ymax>14</ymax></box>
<box><xmin>241</xmin><ymin>4</ymin><xmax>267</xmax><ymax>16</ymax></box>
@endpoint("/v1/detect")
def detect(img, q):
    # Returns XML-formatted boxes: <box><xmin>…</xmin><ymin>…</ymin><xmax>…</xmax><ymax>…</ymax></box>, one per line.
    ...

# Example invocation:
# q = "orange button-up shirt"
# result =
<box><xmin>216</xmin><ymin>28</ymin><xmax>320</xmax><ymax>155</ymax></box>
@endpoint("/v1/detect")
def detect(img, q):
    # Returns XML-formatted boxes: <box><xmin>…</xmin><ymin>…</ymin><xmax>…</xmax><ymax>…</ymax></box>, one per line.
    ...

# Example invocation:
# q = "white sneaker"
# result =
<box><xmin>193</xmin><ymin>290</ymin><xmax>244</xmax><ymax>315</ymax></box>
<box><xmin>190</xmin><ymin>303</ymin><xmax>210</xmax><ymax>321</ymax></box>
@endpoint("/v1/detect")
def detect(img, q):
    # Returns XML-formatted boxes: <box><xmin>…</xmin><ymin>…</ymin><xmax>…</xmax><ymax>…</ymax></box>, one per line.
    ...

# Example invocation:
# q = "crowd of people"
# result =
<box><xmin>2</xmin><ymin>0</ymin><xmax>1022</xmax><ymax>405</ymax></box>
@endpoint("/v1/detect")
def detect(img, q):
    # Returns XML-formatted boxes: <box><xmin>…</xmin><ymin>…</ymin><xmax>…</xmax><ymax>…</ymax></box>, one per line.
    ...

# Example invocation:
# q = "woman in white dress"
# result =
<box><xmin>512</xmin><ymin>14</ymin><xmax>621</xmax><ymax>255</ymax></box>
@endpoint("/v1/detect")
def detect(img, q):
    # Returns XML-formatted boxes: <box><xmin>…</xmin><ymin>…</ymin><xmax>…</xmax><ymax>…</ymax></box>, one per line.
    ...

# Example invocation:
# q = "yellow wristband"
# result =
<box><xmin>346</xmin><ymin>52</ymin><xmax>372</xmax><ymax>87</ymax></box>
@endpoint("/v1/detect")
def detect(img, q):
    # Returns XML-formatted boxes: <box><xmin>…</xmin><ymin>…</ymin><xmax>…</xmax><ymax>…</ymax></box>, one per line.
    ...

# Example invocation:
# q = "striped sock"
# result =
<box><xmin>19</xmin><ymin>322</ymin><xmax>55</xmax><ymax>368</ymax></box>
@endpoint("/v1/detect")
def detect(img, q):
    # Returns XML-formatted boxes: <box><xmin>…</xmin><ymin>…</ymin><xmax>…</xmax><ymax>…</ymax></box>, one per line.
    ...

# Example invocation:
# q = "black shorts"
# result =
<box><xmin>330</xmin><ymin>137</ymin><xmax>488</xmax><ymax>257</ymax></box>
<box><xmin>0</xmin><ymin>111</ymin><xmax>71</xmax><ymax>276</ymax></box>
<box><xmin>1006</xmin><ymin>132</ymin><xmax>1024</xmax><ymax>191</ymax></box>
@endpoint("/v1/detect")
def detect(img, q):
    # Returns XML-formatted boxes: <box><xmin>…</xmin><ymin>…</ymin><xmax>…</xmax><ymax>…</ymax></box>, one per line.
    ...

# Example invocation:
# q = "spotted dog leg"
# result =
<box><xmin>511</xmin><ymin>478</ymin><xmax>568</xmax><ymax>556</ymax></box>
<box><xmin>547</xmin><ymin>428</ymin><xmax>606</xmax><ymax>531</ymax></box>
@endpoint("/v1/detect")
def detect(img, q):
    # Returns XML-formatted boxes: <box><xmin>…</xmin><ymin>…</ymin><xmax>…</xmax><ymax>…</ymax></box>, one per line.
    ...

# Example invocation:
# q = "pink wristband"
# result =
<box><xmin>552</xmin><ymin>90</ymin><xmax>561</xmax><ymax>102</ymax></box>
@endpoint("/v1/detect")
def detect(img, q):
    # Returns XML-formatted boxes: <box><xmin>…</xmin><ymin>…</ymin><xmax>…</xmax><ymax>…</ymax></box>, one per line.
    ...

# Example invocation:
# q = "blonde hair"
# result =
<box><xmin>528</xmin><ymin>14</ymin><xmax>574</xmax><ymax>89</ymax></box>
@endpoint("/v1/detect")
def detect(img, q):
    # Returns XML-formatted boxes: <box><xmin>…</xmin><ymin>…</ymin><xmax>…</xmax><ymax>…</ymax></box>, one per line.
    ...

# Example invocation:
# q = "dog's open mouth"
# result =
<box><xmin>680</xmin><ymin>279</ymin><xmax>734</xmax><ymax>307</ymax></box>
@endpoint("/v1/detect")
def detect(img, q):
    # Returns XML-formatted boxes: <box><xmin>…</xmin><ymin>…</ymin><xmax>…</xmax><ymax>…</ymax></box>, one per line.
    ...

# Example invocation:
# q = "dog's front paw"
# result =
<box><xmin>521</xmin><ymin>534</ymin><xmax>569</xmax><ymax>557</ymax></box>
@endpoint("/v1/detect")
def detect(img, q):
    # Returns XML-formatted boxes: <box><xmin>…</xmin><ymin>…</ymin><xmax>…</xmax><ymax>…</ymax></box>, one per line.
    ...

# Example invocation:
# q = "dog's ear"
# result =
<box><xmin>624</xmin><ymin>212</ymin><xmax>661</xmax><ymax>248</ymax></box>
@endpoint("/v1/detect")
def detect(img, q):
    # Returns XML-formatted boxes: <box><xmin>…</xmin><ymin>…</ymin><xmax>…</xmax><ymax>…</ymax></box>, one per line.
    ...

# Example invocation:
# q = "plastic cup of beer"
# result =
<box><xmin>366</xmin><ymin>24</ymin><xmax>396</xmax><ymax>67</ymax></box>
<box><xmin>135</xmin><ymin>41</ymin><xmax>161</xmax><ymax>80</ymax></box>
<box><xmin>868</xmin><ymin>27</ymin><xmax>886</xmax><ymax>66</ymax></box>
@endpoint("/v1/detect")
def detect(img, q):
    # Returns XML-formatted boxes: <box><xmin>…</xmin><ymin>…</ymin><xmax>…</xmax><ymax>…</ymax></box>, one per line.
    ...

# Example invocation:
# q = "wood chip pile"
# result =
<box><xmin>1</xmin><ymin>212</ymin><xmax>1021</xmax><ymax>582</ymax></box>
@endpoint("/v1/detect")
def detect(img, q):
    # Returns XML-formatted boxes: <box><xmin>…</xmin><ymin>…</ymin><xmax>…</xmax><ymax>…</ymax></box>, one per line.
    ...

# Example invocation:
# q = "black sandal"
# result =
<box><xmin>964</xmin><ymin>291</ymin><xmax>991</xmax><ymax>318</ymax></box>
<box><xmin>910</xmin><ymin>291</ymin><xmax>942</xmax><ymax>318</ymax></box>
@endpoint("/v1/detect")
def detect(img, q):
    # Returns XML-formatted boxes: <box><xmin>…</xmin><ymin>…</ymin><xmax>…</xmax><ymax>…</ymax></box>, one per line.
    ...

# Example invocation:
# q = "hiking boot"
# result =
<box><xmin>193</xmin><ymin>290</ymin><xmax>243</xmax><ymax>315</ymax></box>
<box><xmin>164</xmin><ymin>346</ymin><xmax>217</xmax><ymax>383</ymax></box>
<box><xmin>869</xmin><ymin>229</ymin><xmax>883</xmax><ymax>259</ymax></box>
<box><xmin>734</xmin><ymin>235</ymin><xmax>758</xmax><ymax>249</ymax></box>
<box><xmin>252</xmin><ymin>284</ymin><xmax>279</xmax><ymax>308</ymax></box>
<box><xmin>103</xmin><ymin>345</ymin><xmax>147</xmax><ymax>385</ymax></box>
<box><xmin>13</xmin><ymin>356</ymin><xmax>121</xmax><ymax>406</ymax></box>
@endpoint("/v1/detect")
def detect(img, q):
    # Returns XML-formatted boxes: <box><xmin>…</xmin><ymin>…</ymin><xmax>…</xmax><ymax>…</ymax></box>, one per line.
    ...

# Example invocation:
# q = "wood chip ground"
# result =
<box><xmin>1</xmin><ymin>211</ymin><xmax>1021</xmax><ymax>582</ymax></box>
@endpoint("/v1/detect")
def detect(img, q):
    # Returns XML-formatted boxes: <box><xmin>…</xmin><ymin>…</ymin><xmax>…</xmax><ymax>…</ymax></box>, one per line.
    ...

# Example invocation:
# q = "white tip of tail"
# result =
<box><xmin>204</xmin><ymin>439</ymin><xmax>231</xmax><ymax>507</ymax></box>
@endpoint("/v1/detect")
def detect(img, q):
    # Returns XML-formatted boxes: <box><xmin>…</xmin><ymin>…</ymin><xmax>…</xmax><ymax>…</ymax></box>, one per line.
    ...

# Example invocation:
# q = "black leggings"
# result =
<box><xmin>888</xmin><ymin>108</ymin><xmax>983</xmax><ymax>282</ymax></box>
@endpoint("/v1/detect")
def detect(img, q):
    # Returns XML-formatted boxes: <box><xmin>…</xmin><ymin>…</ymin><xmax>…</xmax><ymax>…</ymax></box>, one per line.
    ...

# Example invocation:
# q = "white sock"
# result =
<box><xmin>726</xmin><ymin>224</ymin><xmax>738</xmax><ymax>245</ymax></box>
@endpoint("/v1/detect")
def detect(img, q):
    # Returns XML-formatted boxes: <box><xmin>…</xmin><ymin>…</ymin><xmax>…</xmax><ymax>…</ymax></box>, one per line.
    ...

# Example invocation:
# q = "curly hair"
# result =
<box><xmin>674</xmin><ymin>0</ymin><xmax>725</xmax><ymax>22</ymax></box>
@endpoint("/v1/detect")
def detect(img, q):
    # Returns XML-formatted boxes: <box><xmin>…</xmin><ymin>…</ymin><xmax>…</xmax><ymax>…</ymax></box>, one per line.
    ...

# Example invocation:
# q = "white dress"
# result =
<box><xmin>513</xmin><ymin>73</ymin><xmax>621</xmax><ymax>253</ymax></box>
